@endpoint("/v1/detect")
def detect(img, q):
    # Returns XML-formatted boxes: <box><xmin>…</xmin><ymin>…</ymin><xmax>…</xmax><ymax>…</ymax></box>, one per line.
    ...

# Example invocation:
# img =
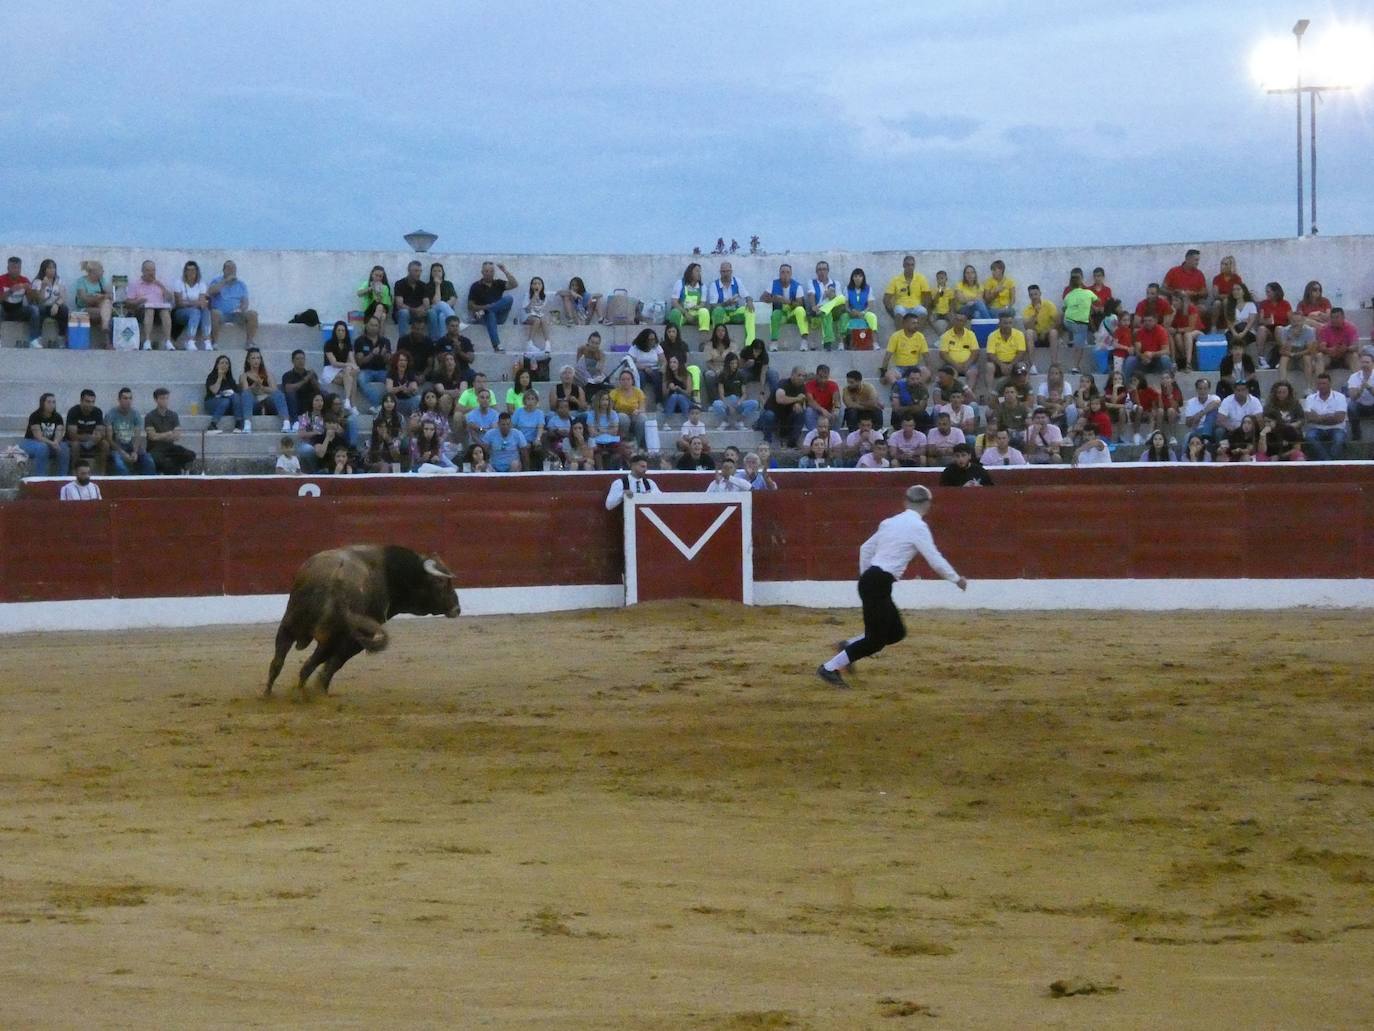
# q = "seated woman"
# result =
<box><xmin>589</xmin><ymin>391</ymin><xmax>625</xmax><ymax>469</ymax></box>
<box><xmin>367</xmin><ymin>393</ymin><xmax>407</xmax><ymax>472</ymax></box>
<box><xmin>556</xmin><ymin>276</ymin><xmax>603</xmax><ymax>325</ymax></box>
<box><xmin>1168</xmin><ymin>291</ymin><xmax>1203</xmax><ymax>371</ymax></box>
<box><xmin>668</xmin><ymin>262</ymin><xmax>711</xmax><ymax>334</ymax></box>
<box><xmin>798</xmin><ymin>435</ymin><xmax>834</xmax><ymax>468</ymax></box>
<box><xmin>1297</xmin><ymin>280</ymin><xmax>1331</xmax><ymax>327</ymax></box>
<box><xmin>548</xmin><ymin>364</ymin><xmax>589</xmax><ymax>419</ymax></box>
<box><xmin>504</xmin><ymin>368</ymin><xmax>538</xmax><ymax>414</ymax></box>
<box><xmin>1100</xmin><ymin>371</ymin><xmax>1131</xmax><ymax>441</ymax></box>
<box><xmin>1258</xmin><ymin>413</ymin><xmax>1305</xmax><ymax>461</ymax></box>
<box><xmin>710</xmin><ymin>352</ymin><xmax>759</xmax><ymax>430</ymax></box>
<box><xmin>1181</xmin><ymin>434</ymin><xmax>1212</xmax><ymax>463</ymax></box>
<box><xmin>661</xmin><ymin>354</ymin><xmax>695</xmax><ymax>416</ymax></box>
<box><xmin>954</xmin><ymin>264</ymin><xmax>992</xmax><ymax>319</ymax></box>
<box><xmin>574</xmin><ymin>332</ymin><xmax>613</xmax><ymax>399</ymax></box>
<box><xmin>1140</xmin><ymin>430</ymin><xmax>1178</xmax><ymax>462</ymax></box>
<box><xmin>238</xmin><ymin>347</ymin><xmax>290</xmax><ymax>432</ymax></box>
<box><xmin>321</xmin><ymin>320</ymin><xmax>361</xmax><ymax>414</ymax></box>
<box><xmin>410</xmin><ymin>419</ymin><xmax>454</xmax><ymax>470</ymax></box>
<box><xmin>293</xmin><ymin>393</ymin><xmax>328</xmax><ymax>472</ymax></box>
<box><xmin>511</xmin><ymin>390</ymin><xmax>547</xmax><ymax>470</ymax></box>
<box><xmin>519</xmin><ymin>277</ymin><xmax>552</xmax><ymax>367</ymax></box>
<box><xmin>676</xmin><ymin>434</ymin><xmax>715</xmax><ymax>470</ymax></box>
<box><xmin>700</xmin><ymin>323</ymin><xmax>734</xmax><ymax>400</ymax></box>
<box><xmin>71</xmin><ymin>260</ymin><xmax>114</xmax><ymax>348</ymax></box>
<box><xmin>172</xmin><ymin>260</ymin><xmax>209</xmax><ymax>350</ymax></box>
<box><xmin>327</xmin><ymin>446</ymin><xmax>357</xmax><ymax>475</ymax></box>
<box><xmin>414</xmin><ymin>388</ymin><xmax>449</xmax><ymax>448</ymax></box>
<box><xmin>843</xmin><ymin>268</ymin><xmax>880</xmax><ymax>343</ymax></box>
<box><xmin>1221</xmin><ymin>283</ymin><xmax>1259</xmax><ymax>355</ymax></box>
<box><xmin>425</xmin><ymin>263</ymin><xmax>459</xmax><ymax>338</ymax></box>
<box><xmin>1255</xmin><ymin>281</ymin><xmax>1290</xmax><ymax>355</ymax></box>
<box><xmin>385</xmin><ymin>350</ymin><xmax>422</xmax><ymax>418</ymax></box>
<box><xmin>323</xmin><ymin>394</ymin><xmax>361</xmax><ymax>448</ymax></box>
<box><xmin>1210</xmin><ymin>254</ymin><xmax>1244</xmax><ymax>330</ymax></box>
<box><xmin>464</xmin><ymin>442</ymin><xmax>492</xmax><ymax>473</ymax></box>
<box><xmin>356</xmin><ymin>265</ymin><xmax>392</xmax><ymax>322</ymax></box>
<box><xmin>204</xmin><ymin>354</ymin><xmax>240</xmax><ymax>432</ymax></box>
<box><xmin>564</xmin><ymin>419</ymin><xmax>595</xmax><ymax>470</ymax></box>
<box><xmin>1264</xmin><ymin>380</ymin><xmax>1305</xmax><ymax>436</ymax></box>
<box><xmin>629</xmin><ymin>328</ymin><xmax>665</xmax><ymax>403</ymax></box>
<box><xmin>1227</xmin><ymin>414</ymin><xmax>1262</xmax><ymax>461</ymax></box>
<box><xmin>609</xmin><ymin>368</ymin><xmax>647</xmax><ymax>447</ymax></box>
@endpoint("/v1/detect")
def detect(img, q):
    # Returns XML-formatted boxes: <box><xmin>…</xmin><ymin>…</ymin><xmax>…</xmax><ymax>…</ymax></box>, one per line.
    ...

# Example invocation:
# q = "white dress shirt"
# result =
<box><xmin>604</xmin><ymin>473</ymin><xmax>661</xmax><ymax>510</ymax></box>
<box><xmin>858</xmin><ymin>508</ymin><xmax>960</xmax><ymax>582</ymax></box>
<box><xmin>59</xmin><ymin>479</ymin><xmax>102</xmax><ymax>501</ymax></box>
<box><xmin>705</xmin><ymin>474</ymin><xmax>753</xmax><ymax>493</ymax></box>
<box><xmin>1303</xmin><ymin>389</ymin><xmax>1348</xmax><ymax>426</ymax></box>
<box><xmin>1217</xmin><ymin>393</ymin><xmax>1262</xmax><ymax>431</ymax></box>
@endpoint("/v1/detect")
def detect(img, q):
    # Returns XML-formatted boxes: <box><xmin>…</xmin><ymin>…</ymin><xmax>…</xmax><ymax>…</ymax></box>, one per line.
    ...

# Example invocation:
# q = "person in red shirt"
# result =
<box><xmin>802</xmin><ymin>363</ymin><xmax>840</xmax><ymax>431</ymax></box>
<box><xmin>1157</xmin><ymin>371</ymin><xmax>1185</xmax><ymax>435</ymax></box>
<box><xmin>0</xmin><ymin>255</ymin><xmax>37</xmax><ymax>330</ymax></box>
<box><xmin>1168</xmin><ymin>291</ymin><xmax>1203</xmax><ymax>370</ymax></box>
<box><xmin>1061</xmin><ymin>266</ymin><xmax>1086</xmax><ymax>299</ymax></box>
<box><xmin>1101</xmin><ymin>370</ymin><xmax>1131</xmax><ymax>440</ymax></box>
<box><xmin>1297</xmin><ymin>280</ymin><xmax>1332</xmax><ymax>326</ymax></box>
<box><xmin>1082</xmin><ymin>395</ymin><xmax>1116</xmax><ymax>441</ymax></box>
<box><xmin>1255</xmin><ymin>281</ymin><xmax>1291</xmax><ymax>354</ymax></box>
<box><xmin>1129</xmin><ymin>373</ymin><xmax>1161</xmax><ymax>441</ymax></box>
<box><xmin>1163</xmin><ymin>248</ymin><xmax>1207</xmax><ymax>307</ymax></box>
<box><xmin>1088</xmin><ymin>266</ymin><xmax>1113</xmax><ymax>309</ymax></box>
<box><xmin>1134</xmin><ymin>283</ymin><xmax>1172</xmax><ymax>325</ymax></box>
<box><xmin>1122</xmin><ymin>314</ymin><xmax>1175</xmax><ymax>383</ymax></box>
<box><xmin>1210</xmin><ymin>255</ymin><xmax>1243</xmax><ymax>329</ymax></box>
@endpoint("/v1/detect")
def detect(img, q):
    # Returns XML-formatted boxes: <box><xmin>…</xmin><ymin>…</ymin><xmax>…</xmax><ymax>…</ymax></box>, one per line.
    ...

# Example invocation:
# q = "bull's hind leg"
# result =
<box><xmin>294</xmin><ymin>643</ymin><xmax>329</xmax><ymax>700</ymax></box>
<box><xmin>316</xmin><ymin>643</ymin><xmax>362</xmax><ymax>695</ymax></box>
<box><xmin>264</xmin><ymin>625</ymin><xmax>294</xmax><ymax>697</ymax></box>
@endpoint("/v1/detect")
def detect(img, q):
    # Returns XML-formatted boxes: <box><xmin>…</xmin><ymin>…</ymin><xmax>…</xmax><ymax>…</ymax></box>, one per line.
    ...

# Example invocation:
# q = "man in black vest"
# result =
<box><xmin>604</xmin><ymin>453</ymin><xmax>662</xmax><ymax>509</ymax></box>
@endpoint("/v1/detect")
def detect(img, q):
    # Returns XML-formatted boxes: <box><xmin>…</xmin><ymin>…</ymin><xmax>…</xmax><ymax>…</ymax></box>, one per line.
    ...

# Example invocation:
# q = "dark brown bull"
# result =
<box><xmin>265</xmin><ymin>545</ymin><xmax>460</xmax><ymax>697</ymax></box>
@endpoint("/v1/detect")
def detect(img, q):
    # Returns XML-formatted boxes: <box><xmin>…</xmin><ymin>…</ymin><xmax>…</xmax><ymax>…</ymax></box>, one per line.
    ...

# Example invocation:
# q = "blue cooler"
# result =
<box><xmin>971</xmin><ymin>318</ymin><xmax>998</xmax><ymax>347</ymax></box>
<box><xmin>1094</xmin><ymin>350</ymin><xmax>1111</xmax><ymax>374</ymax></box>
<box><xmin>68</xmin><ymin>315</ymin><xmax>91</xmax><ymax>349</ymax></box>
<box><xmin>1196</xmin><ymin>334</ymin><xmax>1227</xmax><ymax>371</ymax></box>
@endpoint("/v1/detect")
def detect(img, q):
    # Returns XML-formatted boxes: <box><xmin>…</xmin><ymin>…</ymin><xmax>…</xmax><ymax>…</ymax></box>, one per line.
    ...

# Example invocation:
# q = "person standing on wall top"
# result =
<box><xmin>817</xmin><ymin>484</ymin><xmax>967</xmax><ymax>687</ymax></box>
<box><xmin>467</xmin><ymin>261</ymin><xmax>519</xmax><ymax>352</ymax></box>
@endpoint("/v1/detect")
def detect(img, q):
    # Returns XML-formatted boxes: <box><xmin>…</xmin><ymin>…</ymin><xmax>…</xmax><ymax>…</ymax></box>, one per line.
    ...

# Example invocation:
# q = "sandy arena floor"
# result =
<box><xmin>1</xmin><ymin>603</ymin><xmax>1372</xmax><ymax>1029</ymax></box>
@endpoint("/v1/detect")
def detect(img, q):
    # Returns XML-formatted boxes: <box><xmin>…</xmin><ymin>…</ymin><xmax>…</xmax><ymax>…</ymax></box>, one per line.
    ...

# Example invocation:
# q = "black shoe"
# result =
<box><xmin>816</xmin><ymin>664</ymin><xmax>848</xmax><ymax>688</ymax></box>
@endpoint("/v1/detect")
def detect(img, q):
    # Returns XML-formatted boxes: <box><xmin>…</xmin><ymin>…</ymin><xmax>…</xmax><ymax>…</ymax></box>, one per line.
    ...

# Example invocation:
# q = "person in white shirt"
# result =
<box><xmin>1182</xmin><ymin>376</ymin><xmax>1222</xmax><ymax>440</ymax></box>
<box><xmin>981</xmin><ymin>429</ymin><xmax>1027</xmax><ymax>467</ymax></box>
<box><xmin>1346</xmin><ymin>352</ymin><xmax>1374</xmax><ymax>441</ymax></box>
<box><xmin>1073</xmin><ymin>425</ymin><xmax>1113</xmax><ymax>466</ymax></box>
<box><xmin>677</xmin><ymin>404</ymin><xmax>710</xmax><ymax>453</ymax></box>
<box><xmin>1302</xmin><ymin>373</ymin><xmax>1349</xmax><ymax>461</ymax></box>
<box><xmin>705</xmin><ymin>457</ymin><xmax>753</xmax><ymax>493</ymax></box>
<box><xmin>817</xmin><ymin>485</ymin><xmax>966</xmax><ymax>686</ymax></box>
<box><xmin>706</xmin><ymin>261</ymin><xmax>755</xmax><ymax>344</ymax></box>
<box><xmin>808</xmin><ymin>260</ymin><xmax>845</xmax><ymax>349</ymax></box>
<box><xmin>604</xmin><ymin>453</ymin><xmax>662</xmax><ymax>509</ymax></box>
<box><xmin>58</xmin><ymin>460</ymin><xmax>102</xmax><ymax>500</ymax></box>
<box><xmin>1217</xmin><ymin>380</ymin><xmax>1262</xmax><ymax>433</ymax></box>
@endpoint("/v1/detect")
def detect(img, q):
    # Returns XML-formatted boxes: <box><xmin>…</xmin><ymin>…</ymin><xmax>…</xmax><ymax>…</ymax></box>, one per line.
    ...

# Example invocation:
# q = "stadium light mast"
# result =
<box><xmin>1253</xmin><ymin>19</ymin><xmax>1369</xmax><ymax>237</ymax></box>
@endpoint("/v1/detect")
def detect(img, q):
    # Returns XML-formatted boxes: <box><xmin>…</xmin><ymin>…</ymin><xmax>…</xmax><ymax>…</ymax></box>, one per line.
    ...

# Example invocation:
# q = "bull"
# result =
<box><xmin>265</xmin><ymin>545</ymin><xmax>461</xmax><ymax>697</ymax></box>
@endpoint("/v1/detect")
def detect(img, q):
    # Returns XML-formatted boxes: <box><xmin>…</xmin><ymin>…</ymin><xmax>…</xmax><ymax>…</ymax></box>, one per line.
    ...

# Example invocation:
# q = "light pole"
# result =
<box><xmin>1293</xmin><ymin>19</ymin><xmax>1306</xmax><ymax>238</ymax></box>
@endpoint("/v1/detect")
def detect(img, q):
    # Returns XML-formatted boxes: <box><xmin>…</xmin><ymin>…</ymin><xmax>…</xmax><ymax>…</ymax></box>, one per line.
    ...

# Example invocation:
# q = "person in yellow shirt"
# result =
<box><xmin>983</xmin><ymin>312</ymin><xmax>1028</xmax><ymax>384</ymax></box>
<box><xmin>927</xmin><ymin>269</ymin><xmax>954</xmax><ymax>334</ymax></box>
<box><xmin>882</xmin><ymin>254</ymin><xmax>931</xmax><ymax>324</ymax></box>
<box><xmin>1021</xmin><ymin>284</ymin><xmax>1061</xmax><ymax>366</ymax></box>
<box><xmin>879</xmin><ymin>311</ymin><xmax>930</xmax><ymax>384</ymax></box>
<box><xmin>983</xmin><ymin>259</ymin><xmax>1017</xmax><ymax>316</ymax></box>
<box><xmin>937</xmin><ymin>311</ymin><xmax>982</xmax><ymax>394</ymax></box>
<box><xmin>954</xmin><ymin>264</ymin><xmax>992</xmax><ymax>319</ymax></box>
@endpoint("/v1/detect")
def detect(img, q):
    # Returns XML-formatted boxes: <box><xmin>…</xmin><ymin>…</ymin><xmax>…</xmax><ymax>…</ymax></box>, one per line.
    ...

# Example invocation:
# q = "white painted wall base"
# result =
<box><xmin>2</xmin><ymin>579</ymin><xmax>1370</xmax><ymax>634</ymax></box>
<box><xmin>753</xmin><ymin>578</ymin><xmax>1374</xmax><ymax>611</ymax></box>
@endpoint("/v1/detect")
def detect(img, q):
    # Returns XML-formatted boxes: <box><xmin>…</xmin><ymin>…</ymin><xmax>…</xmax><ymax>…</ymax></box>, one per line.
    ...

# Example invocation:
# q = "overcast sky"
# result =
<box><xmin>7</xmin><ymin>0</ymin><xmax>1373</xmax><ymax>255</ymax></box>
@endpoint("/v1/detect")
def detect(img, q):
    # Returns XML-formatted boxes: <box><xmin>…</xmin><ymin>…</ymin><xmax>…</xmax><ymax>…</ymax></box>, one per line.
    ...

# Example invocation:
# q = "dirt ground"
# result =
<box><xmin>2</xmin><ymin>604</ymin><xmax>1373</xmax><ymax>1030</ymax></box>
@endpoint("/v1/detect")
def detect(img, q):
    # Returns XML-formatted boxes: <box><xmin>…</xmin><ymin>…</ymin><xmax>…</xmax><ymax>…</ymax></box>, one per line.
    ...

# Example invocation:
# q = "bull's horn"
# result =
<box><xmin>423</xmin><ymin>558</ymin><xmax>453</xmax><ymax>580</ymax></box>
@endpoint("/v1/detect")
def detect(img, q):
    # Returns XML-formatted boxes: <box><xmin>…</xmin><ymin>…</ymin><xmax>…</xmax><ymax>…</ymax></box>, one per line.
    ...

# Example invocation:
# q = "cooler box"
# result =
<box><xmin>1094</xmin><ymin>350</ymin><xmax>1111</xmax><ymax>374</ymax></box>
<box><xmin>971</xmin><ymin>318</ymin><xmax>999</xmax><ymax>347</ymax></box>
<box><xmin>68</xmin><ymin>313</ymin><xmax>91</xmax><ymax>349</ymax></box>
<box><xmin>849</xmin><ymin>327</ymin><xmax>874</xmax><ymax>350</ymax></box>
<box><xmin>1196</xmin><ymin>334</ymin><xmax>1227</xmax><ymax>371</ymax></box>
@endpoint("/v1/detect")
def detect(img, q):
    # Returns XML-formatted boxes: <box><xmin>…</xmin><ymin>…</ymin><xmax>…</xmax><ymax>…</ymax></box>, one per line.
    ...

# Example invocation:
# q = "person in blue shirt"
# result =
<box><xmin>206</xmin><ymin>259</ymin><xmax>260</xmax><ymax>347</ymax></box>
<box><xmin>843</xmin><ymin>268</ymin><xmax>879</xmax><ymax>344</ymax></box>
<box><xmin>483</xmin><ymin>411</ymin><xmax>530</xmax><ymax>471</ymax></box>
<box><xmin>510</xmin><ymin>389</ymin><xmax>547</xmax><ymax>469</ymax></box>
<box><xmin>462</xmin><ymin>387</ymin><xmax>500</xmax><ymax>446</ymax></box>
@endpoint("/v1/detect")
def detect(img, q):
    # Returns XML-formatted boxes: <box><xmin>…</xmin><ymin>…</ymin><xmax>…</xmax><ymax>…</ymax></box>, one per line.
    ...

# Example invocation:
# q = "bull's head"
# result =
<box><xmin>422</xmin><ymin>556</ymin><xmax>462</xmax><ymax>618</ymax></box>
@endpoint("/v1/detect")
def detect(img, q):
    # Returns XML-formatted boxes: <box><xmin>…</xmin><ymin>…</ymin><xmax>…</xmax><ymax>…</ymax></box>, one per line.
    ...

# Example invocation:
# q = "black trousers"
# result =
<box><xmin>845</xmin><ymin>567</ymin><xmax>905</xmax><ymax>663</ymax></box>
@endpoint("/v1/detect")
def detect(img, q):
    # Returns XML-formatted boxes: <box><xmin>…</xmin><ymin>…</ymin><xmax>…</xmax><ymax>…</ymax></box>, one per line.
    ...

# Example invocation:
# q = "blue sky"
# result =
<box><xmin>8</xmin><ymin>0</ymin><xmax>1373</xmax><ymax>254</ymax></box>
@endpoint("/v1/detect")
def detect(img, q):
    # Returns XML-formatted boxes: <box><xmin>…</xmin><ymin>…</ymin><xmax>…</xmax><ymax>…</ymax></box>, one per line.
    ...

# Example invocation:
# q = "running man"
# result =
<box><xmin>817</xmin><ymin>484</ymin><xmax>967</xmax><ymax>686</ymax></box>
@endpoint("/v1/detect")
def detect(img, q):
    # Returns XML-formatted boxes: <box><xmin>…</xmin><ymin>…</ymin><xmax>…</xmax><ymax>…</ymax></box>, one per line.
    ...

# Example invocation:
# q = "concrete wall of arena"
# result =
<box><xmin>7</xmin><ymin>236</ymin><xmax>1374</xmax><ymax>326</ymax></box>
<box><xmin>3</xmin><ymin>466</ymin><xmax>1374</xmax><ymax>631</ymax></box>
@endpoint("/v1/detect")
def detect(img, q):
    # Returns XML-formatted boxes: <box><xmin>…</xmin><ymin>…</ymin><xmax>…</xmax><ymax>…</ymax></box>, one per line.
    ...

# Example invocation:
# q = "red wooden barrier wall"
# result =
<box><xmin>3</xmin><ymin>469</ymin><xmax>1373</xmax><ymax>603</ymax></box>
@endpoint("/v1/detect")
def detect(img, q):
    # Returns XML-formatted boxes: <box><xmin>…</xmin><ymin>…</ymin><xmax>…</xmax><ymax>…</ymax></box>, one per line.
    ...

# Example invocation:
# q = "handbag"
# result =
<box><xmin>111</xmin><ymin>315</ymin><xmax>140</xmax><ymax>350</ymax></box>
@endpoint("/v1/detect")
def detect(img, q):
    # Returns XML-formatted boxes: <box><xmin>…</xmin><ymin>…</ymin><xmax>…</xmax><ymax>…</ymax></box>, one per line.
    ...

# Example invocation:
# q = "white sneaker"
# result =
<box><xmin>207</xmin><ymin>428</ymin><xmax>223</xmax><ymax>435</ymax></box>
<box><xmin>799</xmin><ymin>342</ymin><xmax>810</xmax><ymax>351</ymax></box>
<box><xmin>281</xmin><ymin>420</ymin><xmax>292</xmax><ymax>432</ymax></box>
<box><xmin>185</xmin><ymin>340</ymin><xmax>199</xmax><ymax>351</ymax></box>
<box><xmin>29</xmin><ymin>337</ymin><xmax>44</xmax><ymax>348</ymax></box>
<box><xmin>1257</xmin><ymin>357</ymin><xmax>1270</xmax><ymax>370</ymax></box>
<box><xmin>1133</xmin><ymin>432</ymin><xmax>1143</xmax><ymax>445</ymax></box>
<box><xmin>140</xmin><ymin>340</ymin><xmax>152</xmax><ymax>350</ymax></box>
<box><xmin>205</xmin><ymin>342</ymin><xmax>215</xmax><ymax>350</ymax></box>
<box><xmin>242</xmin><ymin>422</ymin><xmax>253</xmax><ymax>433</ymax></box>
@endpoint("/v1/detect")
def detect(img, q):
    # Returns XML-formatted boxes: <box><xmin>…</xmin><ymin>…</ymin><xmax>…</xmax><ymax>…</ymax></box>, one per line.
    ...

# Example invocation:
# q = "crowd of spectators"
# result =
<box><xmin>7</xmin><ymin>249</ymin><xmax>1373</xmax><ymax>483</ymax></box>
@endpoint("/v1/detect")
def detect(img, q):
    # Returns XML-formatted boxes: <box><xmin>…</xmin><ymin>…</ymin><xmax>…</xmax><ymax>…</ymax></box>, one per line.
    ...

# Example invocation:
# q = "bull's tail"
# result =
<box><xmin>344</xmin><ymin>611</ymin><xmax>389</xmax><ymax>652</ymax></box>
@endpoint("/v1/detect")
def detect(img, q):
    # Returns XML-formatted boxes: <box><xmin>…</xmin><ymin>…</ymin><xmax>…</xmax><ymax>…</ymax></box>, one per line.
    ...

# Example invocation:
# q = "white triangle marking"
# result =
<box><xmin>640</xmin><ymin>506</ymin><xmax>737</xmax><ymax>562</ymax></box>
